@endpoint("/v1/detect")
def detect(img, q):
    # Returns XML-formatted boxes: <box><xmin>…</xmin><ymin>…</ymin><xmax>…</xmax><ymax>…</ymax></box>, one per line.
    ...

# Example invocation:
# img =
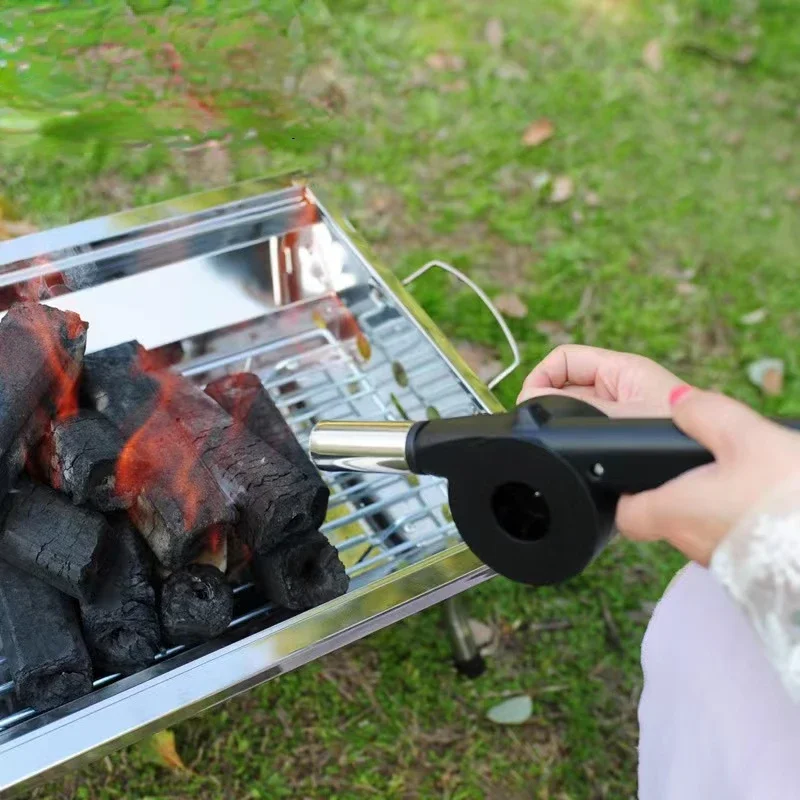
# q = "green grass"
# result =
<box><xmin>2</xmin><ymin>0</ymin><xmax>800</xmax><ymax>797</ymax></box>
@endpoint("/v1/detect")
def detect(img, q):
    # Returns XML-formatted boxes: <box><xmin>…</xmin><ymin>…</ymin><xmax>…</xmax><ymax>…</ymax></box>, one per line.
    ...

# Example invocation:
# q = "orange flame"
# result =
<box><xmin>115</xmin><ymin>358</ymin><xmax>204</xmax><ymax>531</ymax></box>
<box><xmin>207</xmin><ymin>526</ymin><xmax>223</xmax><ymax>555</ymax></box>
<box><xmin>22</xmin><ymin>304</ymin><xmax>85</xmax><ymax>421</ymax></box>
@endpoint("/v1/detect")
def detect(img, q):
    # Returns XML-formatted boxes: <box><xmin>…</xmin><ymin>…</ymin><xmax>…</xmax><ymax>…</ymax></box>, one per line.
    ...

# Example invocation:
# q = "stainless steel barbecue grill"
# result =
<box><xmin>0</xmin><ymin>176</ymin><xmax>514</xmax><ymax>794</ymax></box>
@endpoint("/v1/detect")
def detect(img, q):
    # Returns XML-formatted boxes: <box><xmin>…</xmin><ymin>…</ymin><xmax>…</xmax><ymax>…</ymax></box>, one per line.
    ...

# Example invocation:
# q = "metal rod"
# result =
<box><xmin>310</xmin><ymin>420</ymin><xmax>413</xmax><ymax>473</ymax></box>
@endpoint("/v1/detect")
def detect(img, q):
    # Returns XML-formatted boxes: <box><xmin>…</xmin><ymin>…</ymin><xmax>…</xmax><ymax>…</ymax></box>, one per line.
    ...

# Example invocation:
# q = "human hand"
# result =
<box><xmin>518</xmin><ymin>345</ymin><xmax>684</xmax><ymax>418</ymax></box>
<box><xmin>617</xmin><ymin>388</ymin><xmax>800</xmax><ymax>565</ymax></box>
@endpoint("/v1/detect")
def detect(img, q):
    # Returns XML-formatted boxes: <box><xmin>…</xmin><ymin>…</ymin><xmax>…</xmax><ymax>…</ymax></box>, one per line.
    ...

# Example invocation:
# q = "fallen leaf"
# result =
<box><xmin>455</xmin><ymin>340</ymin><xmax>502</xmax><ymax>383</ymax></box>
<box><xmin>571</xmin><ymin>209</ymin><xmax>584</xmax><ymax>224</ymax></box>
<box><xmin>584</xmin><ymin>191</ymin><xmax>601</xmax><ymax>207</ymax></box>
<box><xmin>642</xmin><ymin>39</ymin><xmax>663</xmax><ymax>72</ymax></box>
<box><xmin>733</xmin><ymin>44</ymin><xmax>756</xmax><ymax>65</ymax></box>
<box><xmin>139</xmin><ymin>730</ymin><xmax>188</xmax><ymax>772</ymax></box>
<box><xmin>549</xmin><ymin>175</ymin><xmax>574</xmax><ymax>204</ymax></box>
<box><xmin>442</xmin><ymin>78</ymin><xmax>469</xmax><ymax>93</ymax></box>
<box><xmin>536</xmin><ymin>320</ymin><xmax>572</xmax><ymax>345</ymax></box>
<box><xmin>495</xmin><ymin>61</ymin><xmax>528</xmax><ymax>81</ymax></box>
<box><xmin>785</xmin><ymin>187</ymin><xmax>800</xmax><ymax>204</ymax></box>
<box><xmin>178</xmin><ymin>140</ymin><xmax>232</xmax><ymax>187</ymax></box>
<box><xmin>82</xmin><ymin>44</ymin><xmax>140</xmax><ymax>65</ymax></box>
<box><xmin>392</xmin><ymin>361</ymin><xmax>409</xmax><ymax>388</ymax></box>
<box><xmin>712</xmin><ymin>91</ymin><xmax>731</xmax><ymax>107</ymax></box>
<box><xmin>522</xmin><ymin>118</ymin><xmax>554</xmax><ymax>147</ymax></box>
<box><xmin>0</xmin><ymin>219</ymin><xmax>37</xmax><ymax>239</ymax></box>
<box><xmin>425</xmin><ymin>405</ymin><xmax>441</xmax><ymax>420</ymax></box>
<box><xmin>723</xmin><ymin>131</ymin><xmax>744</xmax><ymax>148</ymax></box>
<box><xmin>747</xmin><ymin>358</ymin><xmax>784</xmax><ymax>396</ymax></box>
<box><xmin>675</xmin><ymin>282</ymin><xmax>697</xmax><ymax>296</ymax></box>
<box><xmin>426</xmin><ymin>52</ymin><xmax>465</xmax><ymax>71</ymax></box>
<box><xmin>486</xmin><ymin>695</ymin><xmax>533</xmax><ymax>725</ymax></box>
<box><xmin>408</xmin><ymin>66</ymin><xmax>430</xmax><ymax>87</ymax></box>
<box><xmin>297</xmin><ymin>62</ymin><xmax>353</xmax><ymax>112</ymax></box>
<box><xmin>494</xmin><ymin>293</ymin><xmax>528</xmax><ymax>319</ymax></box>
<box><xmin>356</xmin><ymin>332</ymin><xmax>372</xmax><ymax>362</ymax></box>
<box><xmin>740</xmin><ymin>308</ymin><xmax>767</xmax><ymax>325</ymax></box>
<box><xmin>389</xmin><ymin>392</ymin><xmax>410</xmax><ymax>420</ymax></box>
<box><xmin>468</xmin><ymin>618</ymin><xmax>495</xmax><ymax>649</ymax></box>
<box><xmin>530</xmin><ymin>171</ymin><xmax>552</xmax><ymax>192</ymax></box>
<box><xmin>774</xmin><ymin>148</ymin><xmax>792</xmax><ymax>164</ymax></box>
<box><xmin>485</xmin><ymin>18</ymin><xmax>505</xmax><ymax>50</ymax></box>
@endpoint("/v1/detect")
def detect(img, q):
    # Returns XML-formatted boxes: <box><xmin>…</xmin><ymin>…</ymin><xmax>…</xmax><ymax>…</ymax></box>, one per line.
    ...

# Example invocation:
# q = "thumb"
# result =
<box><xmin>670</xmin><ymin>387</ymin><xmax>765</xmax><ymax>459</ymax></box>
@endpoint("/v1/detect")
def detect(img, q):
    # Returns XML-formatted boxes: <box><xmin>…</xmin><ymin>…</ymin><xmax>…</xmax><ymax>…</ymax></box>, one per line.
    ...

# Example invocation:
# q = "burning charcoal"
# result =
<box><xmin>159</xmin><ymin>564</ymin><xmax>234</xmax><ymax>646</ymax></box>
<box><xmin>0</xmin><ymin>558</ymin><xmax>93</xmax><ymax>712</ymax></box>
<box><xmin>80</xmin><ymin>519</ymin><xmax>160</xmax><ymax>676</ymax></box>
<box><xmin>252</xmin><ymin>530</ymin><xmax>349</xmax><ymax>611</ymax></box>
<box><xmin>0</xmin><ymin>480</ymin><xmax>109</xmax><ymax>602</ymax></box>
<box><xmin>35</xmin><ymin>410</ymin><xmax>135</xmax><ymax>512</ymax></box>
<box><xmin>205</xmin><ymin>372</ymin><xmax>327</xmax><ymax>489</ymax></box>
<box><xmin>84</xmin><ymin>341</ymin><xmax>326</xmax><ymax>554</ymax></box>
<box><xmin>83</xmin><ymin>343</ymin><xmax>237</xmax><ymax>570</ymax></box>
<box><xmin>0</xmin><ymin>303</ymin><xmax>87</xmax><ymax>498</ymax></box>
<box><xmin>165</xmin><ymin>380</ymin><xmax>328</xmax><ymax>550</ymax></box>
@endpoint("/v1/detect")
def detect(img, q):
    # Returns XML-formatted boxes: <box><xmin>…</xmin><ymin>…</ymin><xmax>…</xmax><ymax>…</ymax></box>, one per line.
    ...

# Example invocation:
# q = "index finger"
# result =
<box><xmin>521</xmin><ymin>345</ymin><xmax>619</xmax><ymax>390</ymax></box>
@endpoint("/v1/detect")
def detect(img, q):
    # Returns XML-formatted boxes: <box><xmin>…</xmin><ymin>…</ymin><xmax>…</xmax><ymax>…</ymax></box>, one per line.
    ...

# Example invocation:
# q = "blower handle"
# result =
<box><xmin>409</xmin><ymin>406</ymin><xmax>800</xmax><ymax>495</ymax></box>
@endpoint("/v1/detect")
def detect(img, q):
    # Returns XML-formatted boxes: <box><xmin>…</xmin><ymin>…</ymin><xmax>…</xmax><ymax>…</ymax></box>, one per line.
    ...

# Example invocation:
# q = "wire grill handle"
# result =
<box><xmin>402</xmin><ymin>260</ymin><xmax>521</xmax><ymax>390</ymax></box>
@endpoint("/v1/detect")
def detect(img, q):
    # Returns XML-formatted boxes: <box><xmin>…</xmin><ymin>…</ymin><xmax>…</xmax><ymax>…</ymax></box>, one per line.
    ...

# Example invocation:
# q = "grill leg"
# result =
<box><xmin>443</xmin><ymin>595</ymin><xmax>486</xmax><ymax>678</ymax></box>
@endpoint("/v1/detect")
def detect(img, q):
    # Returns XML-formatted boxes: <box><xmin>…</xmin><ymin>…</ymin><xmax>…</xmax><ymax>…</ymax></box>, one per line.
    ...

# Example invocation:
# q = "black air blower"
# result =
<box><xmin>309</xmin><ymin>396</ymin><xmax>800</xmax><ymax>586</ymax></box>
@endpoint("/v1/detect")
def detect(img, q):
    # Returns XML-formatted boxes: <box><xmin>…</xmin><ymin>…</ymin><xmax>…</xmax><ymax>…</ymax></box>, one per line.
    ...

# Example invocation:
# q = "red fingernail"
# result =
<box><xmin>669</xmin><ymin>385</ymin><xmax>693</xmax><ymax>406</ymax></box>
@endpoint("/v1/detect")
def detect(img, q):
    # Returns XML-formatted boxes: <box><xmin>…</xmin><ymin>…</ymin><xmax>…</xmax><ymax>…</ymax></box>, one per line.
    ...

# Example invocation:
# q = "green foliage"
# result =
<box><xmin>4</xmin><ymin>0</ymin><xmax>800</xmax><ymax>796</ymax></box>
<box><xmin>39</xmin><ymin>108</ymin><xmax>156</xmax><ymax>144</ymax></box>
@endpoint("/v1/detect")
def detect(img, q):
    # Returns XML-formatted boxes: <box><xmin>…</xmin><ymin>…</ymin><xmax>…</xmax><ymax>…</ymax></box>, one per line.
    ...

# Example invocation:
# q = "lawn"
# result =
<box><xmin>2</xmin><ymin>0</ymin><xmax>800</xmax><ymax>797</ymax></box>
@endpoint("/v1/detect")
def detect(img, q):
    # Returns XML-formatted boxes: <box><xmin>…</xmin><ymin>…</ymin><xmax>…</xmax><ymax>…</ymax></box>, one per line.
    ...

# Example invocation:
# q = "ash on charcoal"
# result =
<box><xmin>36</xmin><ymin>410</ymin><xmax>135</xmax><ymax>512</ymax></box>
<box><xmin>0</xmin><ymin>558</ymin><xmax>93</xmax><ymax>712</ymax></box>
<box><xmin>83</xmin><ymin>344</ymin><xmax>237</xmax><ymax>570</ymax></box>
<box><xmin>159</xmin><ymin>564</ymin><xmax>234</xmax><ymax>646</ymax></box>
<box><xmin>0</xmin><ymin>479</ymin><xmax>109</xmax><ymax>602</ymax></box>
<box><xmin>205</xmin><ymin>371</ymin><xmax>328</xmax><ymax>498</ymax></box>
<box><xmin>253</xmin><ymin>529</ymin><xmax>349</xmax><ymax>611</ymax></box>
<box><xmin>80</xmin><ymin>518</ymin><xmax>160</xmax><ymax>676</ymax></box>
<box><xmin>0</xmin><ymin>303</ymin><xmax>87</xmax><ymax>498</ymax></box>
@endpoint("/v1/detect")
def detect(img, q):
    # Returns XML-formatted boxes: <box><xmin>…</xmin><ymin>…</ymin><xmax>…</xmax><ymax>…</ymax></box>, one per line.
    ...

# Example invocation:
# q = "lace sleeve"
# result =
<box><xmin>711</xmin><ymin>476</ymin><xmax>800</xmax><ymax>700</ymax></box>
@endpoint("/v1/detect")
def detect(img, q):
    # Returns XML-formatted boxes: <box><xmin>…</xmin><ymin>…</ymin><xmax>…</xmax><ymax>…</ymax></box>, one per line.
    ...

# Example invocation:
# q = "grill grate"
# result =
<box><xmin>0</xmin><ymin>293</ymin><xmax>479</xmax><ymax>732</ymax></box>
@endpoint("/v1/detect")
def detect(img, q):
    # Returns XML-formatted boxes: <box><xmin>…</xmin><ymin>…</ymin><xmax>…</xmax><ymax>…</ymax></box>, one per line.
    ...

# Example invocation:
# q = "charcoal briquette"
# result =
<box><xmin>166</xmin><ymin>379</ymin><xmax>327</xmax><ymax>553</ymax></box>
<box><xmin>252</xmin><ymin>529</ymin><xmax>349</xmax><ymax>611</ymax></box>
<box><xmin>0</xmin><ymin>303</ymin><xmax>87</xmax><ymax>498</ymax></box>
<box><xmin>36</xmin><ymin>410</ymin><xmax>135</xmax><ymax>512</ymax></box>
<box><xmin>205</xmin><ymin>372</ymin><xmax>328</xmax><ymax>508</ymax></box>
<box><xmin>159</xmin><ymin>564</ymin><xmax>234</xmax><ymax>646</ymax></box>
<box><xmin>80</xmin><ymin>519</ymin><xmax>160</xmax><ymax>675</ymax></box>
<box><xmin>83</xmin><ymin>343</ymin><xmax>237</xmax><ymax>569</ymax></box>
<box><xmin>0</xmin><ymin>558</ymin><xmax>93</xmax><ymax>712</ymax></box>
<box><xmin>85</xmin><ymin>341</ymin><xmax>324</xmax><ymax>554</ymax></box>
<box><xmin>0</xmin><ymin>480</ymin><xmax>110</xmax><ymax>602</ymax></box>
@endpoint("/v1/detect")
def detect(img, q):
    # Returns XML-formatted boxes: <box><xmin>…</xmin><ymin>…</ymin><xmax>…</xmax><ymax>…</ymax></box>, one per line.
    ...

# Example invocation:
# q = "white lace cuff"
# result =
<box><xmin>711</xmin><ymin>475</ymin><xmax>800</xmax><ymax>700</ymax></box>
